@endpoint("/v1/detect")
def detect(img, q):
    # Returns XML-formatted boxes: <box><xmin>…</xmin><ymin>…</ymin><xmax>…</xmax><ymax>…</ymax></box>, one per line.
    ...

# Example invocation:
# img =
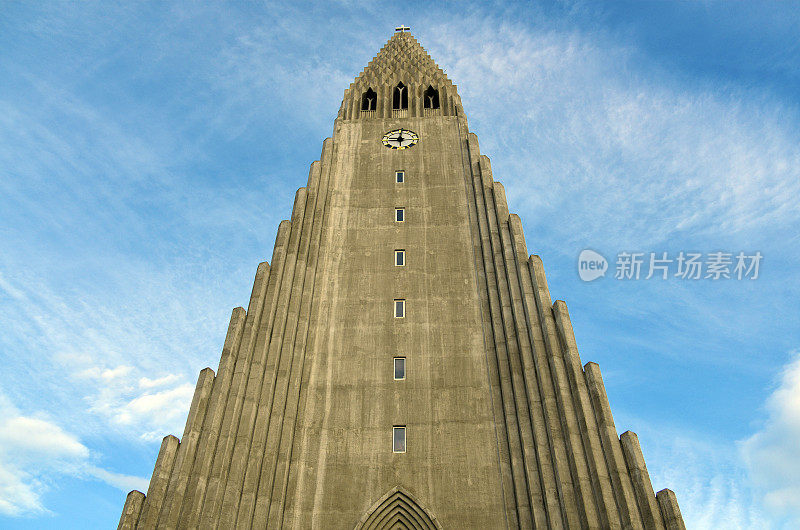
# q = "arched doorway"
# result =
<box><xmin>355</xmin><ymin>486</ymin><xmax>442</xmax><ymax>529</ymax></box>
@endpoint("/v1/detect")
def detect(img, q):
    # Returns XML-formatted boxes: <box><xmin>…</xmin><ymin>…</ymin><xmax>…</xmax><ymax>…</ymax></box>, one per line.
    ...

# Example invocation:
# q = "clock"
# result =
<box><xmin>382</xmin><ymin>129</ymin><xmax>419</xmax><ymax>150</ymax></box>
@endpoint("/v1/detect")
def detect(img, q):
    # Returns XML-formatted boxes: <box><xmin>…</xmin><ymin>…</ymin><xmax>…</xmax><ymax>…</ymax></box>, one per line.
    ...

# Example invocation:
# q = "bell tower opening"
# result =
<box><xmin>423</xmin><ymin>85</ymin><xmax>440</xmax><ymax>109</ymax></box>
<box><xmin>392</xmin><ymin>82</ymin><xmax>408</xmax><ymax>110</ymax></box>
<box><xmin>361</xmin><ymin>88</ymin><xmax>377</xmax><ymax>111</ymax></box>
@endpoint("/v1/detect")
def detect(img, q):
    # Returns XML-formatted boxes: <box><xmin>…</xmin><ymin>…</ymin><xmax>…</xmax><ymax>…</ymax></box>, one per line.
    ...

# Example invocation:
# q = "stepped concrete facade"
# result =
<box><xmin>119</xmin><ymin>30</ymin><xmax>685</xmax><ymax>529</ymax></box>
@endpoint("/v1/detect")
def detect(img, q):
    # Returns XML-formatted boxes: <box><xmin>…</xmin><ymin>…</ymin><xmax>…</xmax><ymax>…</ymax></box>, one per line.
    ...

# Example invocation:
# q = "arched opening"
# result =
<box><xmin>355</xmin><ymin>487</ymin><xmax>441</xmax><ymax>530</ymax></box>
<box><xmin>361</xmin><ymin>88</ymin><xmax>377</xmax><ymax>111</ymax></box>
<box><xmin>423</xmin><ymin>85</ymin><xmax>440</xmax><ymax>109</ymax></box>
<box><xmin>392</xmin><ymin>82</ymin><xmax>408</xmax><ymax>110</ymax></box>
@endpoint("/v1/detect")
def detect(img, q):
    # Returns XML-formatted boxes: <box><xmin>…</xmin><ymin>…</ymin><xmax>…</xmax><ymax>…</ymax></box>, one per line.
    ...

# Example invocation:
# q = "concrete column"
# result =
<box><xmin>489</xmin><ymin>179</ymin><xmax>571</xmax><ymax>528</ymax></box>
<box><xmin>117</xmin><ymin>490</ymin><xmax>144</xmax><ymax>530</ymax></box>
<box><xmin>223</xmin><ymin>217</ymin><xmax>295</xmax><ymax>526</ymax></box>
<box><xmin>199</xmin><ymin>255</ymin><xmax>275</xmax><ymax>526</ymax></box>
<box><xmin>227</xmin><ymin>169</ymin><xmax>314</xmax><ymax>527</ymax></box>
<box><xmin>176</xmin><ymin>305</ymin><xmax>247</xmax><ymax>528</ymax></box>
<box><xmin>522</xmin><ymin>234</ymin><xmax>598</xmax><ymax>528</ymax></box>
<box><xmin>136</xmin><ymin>435</ymin><xmax>179</xmax><ymax>528</ymax></box>
<box><xmin>472</xmin><ymin>148</ymin><xmax>544</xmax><ymax>528</ymax></box>
<box><xmin>454</xmin><ymin>132</ymin><xmax>520</xmax><ymax>529</ymax></box>
<box><xmin>262</xmin><ymin>136</ymin><xmax>337</xmax><ymax>528</ymax></box>
<box><xmin>179</xmin><ymin>231</ymin><xmax>285</xmax><ymax>528</ymax></box>
<box><xmin>232</xmin><ymin>144</ymin><xmax>329</xmax><ymax>527</ymax></box>
<box><xmin>219</xmin><ymin>163</ymin><xmax>324</xmax><ymax>527</ymax></box>
<box><xmin>552</xmin><ymin>300</ymin><xmax>621</xmax><ymax>528</ymax></box>
<box><xmin>585</xmin><ymin>362</ymin><xmax>643</xmax><ymax>528</ymax></box>
<box><xmin>157</xmin><ymin>366</ymin><xmax>216</xmax><ymax>526</ymax></box>
<box><xmin>464</xmin><ymin>133</ymin><xmax>534</xmax><ymax>528</ymax></box>
<box><xmin>282</xmin><ymin>126</ymin><xmax>358</xmax><ymax>527</ymax></box>
<box><xmin>656</xmin><ymin>489</ymin><xmax>685</xmax><ymax>530</ymax></box>
<box><xmin>382</xmin><ymin>86</ymin><xmax>391</xmax><ymax>118</ymax></box>
<box><xmin>203</xmin><ymin>191</ymin><xmax>307</xmax><ymax>528</ymax></box>
<box><xmin>620</xmin><ymin>431</ymin><xmax>665</xmax><ymax>529</ymax></box>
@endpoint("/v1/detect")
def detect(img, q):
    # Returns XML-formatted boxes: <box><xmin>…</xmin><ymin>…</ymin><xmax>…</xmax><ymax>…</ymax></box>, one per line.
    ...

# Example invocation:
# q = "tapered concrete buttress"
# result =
<box><xmin>657</xmin><ymin>489</ymin><xmax>686</xmax><ymax>530</ymax></box>
<box><xmin>136</xmin><ymin>435</ymin><xmax>179</xmax><ymax>528</ymax></box>
<box><xmin>117</xmin><ymin>490</ymin><xmax>144</xmax><ymax>530</ymax></box>
<box><xmin>252</xmin><ymin>162</ymin><xmax>325</xmax><ymax>528</ymax></box>
<box><xmin>229</xmin><ymin>216</ymin><xmax>303</xmax><ymax>526</ymax></box>
<box><xmin>552</xmin><ymin>299</ymin><xmax>621</xmax><ymax>529</ymax></box>
<box><xmin>120</xmin><ymin>30</ymin><xmax>684</xmax><ymax>529</ymax></box>
<box><xmin>175</xmin><ymin>306</ymin><xmax>246</xmax><ymax>528</ymax></box>
<box><xmin>466</xmin><ymin>136</ymin><xmax>537</xmax><ymax>528</ymax></box>
<box><xmin>262</xmin><ymin>140</ymin><xmax>337</xmax><ymax>529</ymax></box>
<box><xmin>239</xmin><ymin>188</ymin><xmax>311</xmax><ymax>528</ymax></box>
<box><xmin>200</xmin><ymin>257</ymin><xmax>275</xmax><ymax>526</ymax></box>
<box><xmin>525</xmin><ymin>250</ymin><xmax>600</xmax><ymax>528</ymax></box>
<box><xmin>620</xmin><ymin>431</ymin><xmax>665</xmax><ymax>529</ymax></box>
<box><xmin>492</xmin><ymin>180</ymin><xmax>573</xmax><ymax>529</ymax></box>
<box><xmin>227</xmin><ymin>159</ymin><xmax>324</xmax><ymax>528</ymax></box>
<box><xmin>217</xmin><ymin>244</ymin><xmax>298</xmax><ymax>524</ymax></box>
<box><xmin>157</xmin><ymin>367</ymin><xmax>215</xmax><ymax>526</ymax></box>
<box><xmin>462</xmin><ymin>135</ymin><xmax>520</xmax><ymax>530</ymax></box>
<box><xmin>206</xmin><ymin>221</ymin><xmax>297</xmax><ymax>527</ymax></box>
<box><xmin>585</xmin><ymin>362</ymin><xmax>644</xmax><ymax>528</ymax></box>
<box><xmin>480</xmin><ymin>158</ymin><xmax>542</xmax><ymax>527</ymax></box>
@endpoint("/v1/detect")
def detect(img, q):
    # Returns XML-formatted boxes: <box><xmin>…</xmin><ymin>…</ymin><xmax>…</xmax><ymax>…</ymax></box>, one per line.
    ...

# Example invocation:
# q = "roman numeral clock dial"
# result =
<box><xmin>382</xmin><ymin>129</ymin><xmax>419</xmax><ymax>150</ymax></box>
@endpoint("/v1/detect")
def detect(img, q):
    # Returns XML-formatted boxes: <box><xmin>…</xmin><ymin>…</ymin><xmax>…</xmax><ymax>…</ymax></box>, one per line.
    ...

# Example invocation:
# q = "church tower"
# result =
<box><xmin>118</xmin><ymin>29</ymin><xmax>685</xmax><ymax>529</ymax></box>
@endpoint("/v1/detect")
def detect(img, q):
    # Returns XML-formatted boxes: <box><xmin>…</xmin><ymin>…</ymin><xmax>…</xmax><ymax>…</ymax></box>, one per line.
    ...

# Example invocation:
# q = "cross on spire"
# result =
<box><xmin>395</xmin><ymin>25</ymin><xmax>410</xmax><ymax>33</ymax></box>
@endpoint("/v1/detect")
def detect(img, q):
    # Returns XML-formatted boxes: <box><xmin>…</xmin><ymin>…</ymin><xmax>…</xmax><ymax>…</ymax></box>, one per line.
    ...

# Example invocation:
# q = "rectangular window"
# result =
<box><xmin>395</xmin><ymin>208</ymin><xmax>404</xmax><ymax>222</ymax></box>
<box><xmin>395</xmin><ymin>170</ymin><xmax>404</xmax><ymax>183</ymax></box>
<box><xmin>393</xmin><ymin>426</ymin><xmax>406</xmax><ymax>453</ymax></box>
<box><xmin>394</xmin><ymin>357</ymin><xmax>406</xmax><ymax>380</ymax></box>
<box><xmin>395</xmin><ymin>249</ymin><xmax>405</xmax><ymax>266</ymax></box>
<box><xmin>394</xmin><ymin>299</ymin><xmax>405</xmax><ymax>318</ymax></box>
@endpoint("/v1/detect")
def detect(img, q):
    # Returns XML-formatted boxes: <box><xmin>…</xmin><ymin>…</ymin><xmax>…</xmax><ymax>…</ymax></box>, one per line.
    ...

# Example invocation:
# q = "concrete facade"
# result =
<box><xmin>119</xmin><ymin>31</ymin><xmax>685</xmax><ymax>529</ymax></box>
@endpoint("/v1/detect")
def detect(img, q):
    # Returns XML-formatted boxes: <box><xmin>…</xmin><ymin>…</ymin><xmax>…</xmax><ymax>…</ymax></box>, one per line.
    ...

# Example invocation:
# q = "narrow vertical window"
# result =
<box><xmin>394</xmin><ymin>299</ymin><xmax>405</xmax><ymax>318</ymax></box>
<box><xmin>393</xmin><ymin>426</ymin><xmax>406</xmax><ymax>453</ymax></box>
<box><xmin>395</xmin><ymin>170</ymin><xmax>404</xmax><ymax>183</ymax></box>
<box><xmin>395</xmin><ymin>249</ymin><xmax>405</xmax><ymax>266</ymax></box>
<box><xmin>395</xmin><ymin>208</ymin><xmax>404</xmax><ymax>222</ymax></box>
<box><xmin>393</xmin><ymin>357</ymin><xmax>406</xmax><ymax>380</ymax></box>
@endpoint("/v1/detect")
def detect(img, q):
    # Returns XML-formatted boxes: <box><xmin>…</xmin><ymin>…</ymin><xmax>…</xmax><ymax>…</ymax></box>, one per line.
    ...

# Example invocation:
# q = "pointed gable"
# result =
<box><xmin>338</xmin><ymin>31</ymin><xmax>462</xmax><ymax>119</ymax></box>
<box><xmin>355</xmin><ymin>487</ymin><xmax>442</xmax><ymax>530</ymax></box>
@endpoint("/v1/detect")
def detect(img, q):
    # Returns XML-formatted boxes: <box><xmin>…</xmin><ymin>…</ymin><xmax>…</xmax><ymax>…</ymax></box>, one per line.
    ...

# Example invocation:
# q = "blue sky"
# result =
<box><xmin>0</xmin><ymin>1</ymin><xmax>798</xmax><ymax>528</ymax></box>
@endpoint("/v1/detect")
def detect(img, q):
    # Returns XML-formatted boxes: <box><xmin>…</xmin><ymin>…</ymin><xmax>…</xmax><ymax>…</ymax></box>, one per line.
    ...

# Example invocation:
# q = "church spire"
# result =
<box><xmin>338</xmin><ymin>30</ymin><xmax>462</xmax><ymax>119</ymax></box>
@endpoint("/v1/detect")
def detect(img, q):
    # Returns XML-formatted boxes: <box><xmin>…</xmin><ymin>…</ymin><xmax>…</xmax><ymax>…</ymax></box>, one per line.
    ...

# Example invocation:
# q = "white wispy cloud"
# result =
<box><xmin>84</xmin><ymin>466</ymin><xmax>149</xmax><ymax>495</ymax></box>
<box><xmin>139</xmin><ymin>374</ymin><xmax>181</xmax><ymax>389</ymax></box>
<box><xmin>114</xmin><ymin>383</ymin><xmax>195</xmax><ymax>442</ymax></box>
<box><xmin>740</xmin><ymin>351</ymin><xmax>800</xmax><ymax>527</ymax></box>
<box><xmin>0</xmin><ymin>264</ymin><xmax>214</xmax><ymax>443</ymax></box>
<box><xmin>425</xmin><ymin>19</ymin><xmax>800</xmax><ymax>251</ymax></box>
<box><xmin>0</xmin><ymin>401</ymin><xmax>88</xmax><ymax>516</ymax></box>
<box><xmin>619</xmin><ymin>350</ymin><xmax>800</xmax><ymax>530</ymax></box>
<box><xmin>0</xmin><ymin>417</ymin><xmax>89</xmax><ymax>462</ymax></box>
<box><xmin>0</xmin><ymin>393</ymin><xmax>148</xmax><ymax>517</ymax></box>
<box><xmin>618</xmin><ymin>414</ymin><xmax>769</xmax><ymax>529</ymax></box>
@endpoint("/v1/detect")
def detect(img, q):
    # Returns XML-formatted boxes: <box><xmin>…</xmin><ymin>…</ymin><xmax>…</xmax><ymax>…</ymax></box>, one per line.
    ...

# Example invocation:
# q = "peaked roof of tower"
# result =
<box><xmin>348</xmin><ymin>31</ymin><xmax>455</xmax><ymax>91</ymax></box>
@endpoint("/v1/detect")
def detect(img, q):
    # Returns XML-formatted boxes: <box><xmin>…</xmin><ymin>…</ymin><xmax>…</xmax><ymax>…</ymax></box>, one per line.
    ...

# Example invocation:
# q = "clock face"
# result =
<box><xmin>382</xmin><ymin>129</ymin><xmax>419</xmax><ymax>150</ymax></box>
